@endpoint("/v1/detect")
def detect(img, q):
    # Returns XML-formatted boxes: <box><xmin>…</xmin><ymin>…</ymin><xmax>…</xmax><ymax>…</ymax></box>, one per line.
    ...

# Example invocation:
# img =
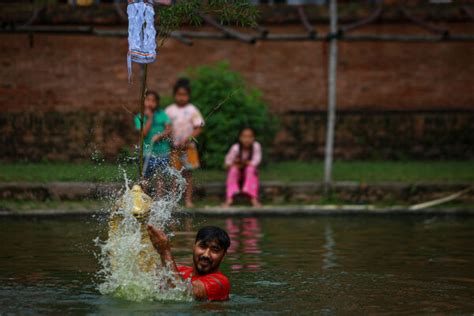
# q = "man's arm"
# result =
<box><xmin>190</xmin><ymin>280</ymin><xmax>208</xmax><ymax>300</ymax></box>
<box><xmin>147</xmin><ymin>224</ymin><xmax>208</xmax><ymax>300</ymax></box>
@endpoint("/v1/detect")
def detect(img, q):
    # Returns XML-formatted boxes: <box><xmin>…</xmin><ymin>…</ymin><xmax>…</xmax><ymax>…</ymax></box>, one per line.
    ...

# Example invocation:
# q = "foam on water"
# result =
<box><xmin>95</xmin><ymin>166</ymin><xmax>192</xmax><ymax>302</ymax></box>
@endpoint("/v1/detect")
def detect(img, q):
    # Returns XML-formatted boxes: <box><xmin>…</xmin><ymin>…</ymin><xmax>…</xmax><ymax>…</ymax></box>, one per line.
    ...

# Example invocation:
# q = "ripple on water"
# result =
<box><xmin>1</xmin><ymin>215</ymin><xmax>474</xmax><ymax>313</ymax></box>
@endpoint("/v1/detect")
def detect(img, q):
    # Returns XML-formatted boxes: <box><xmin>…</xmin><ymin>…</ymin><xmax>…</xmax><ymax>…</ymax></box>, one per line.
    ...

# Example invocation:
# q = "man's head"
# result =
<box><xmin>145</xmin><ymin>90</ymin><xmax>160</xmax><ymax>112</ymax></box>
<box><xmin>193</xmin><ymin>226</ymin><xmax>230</xmax><ymax>275</ymax></box>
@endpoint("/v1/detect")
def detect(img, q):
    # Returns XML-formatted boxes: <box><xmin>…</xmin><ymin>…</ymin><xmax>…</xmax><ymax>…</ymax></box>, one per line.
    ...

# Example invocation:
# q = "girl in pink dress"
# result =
<box><xmin>223</xmin><ymin>128</ymin><xmax>262</xmax><ymax>208</ymax></box>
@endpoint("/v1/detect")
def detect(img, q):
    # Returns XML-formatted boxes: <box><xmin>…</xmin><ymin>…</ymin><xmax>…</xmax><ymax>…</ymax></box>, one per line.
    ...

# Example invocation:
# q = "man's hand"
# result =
<box><xmin>147</xmin><ymin>224</ymin><xmax>183</xmax><ymax>286</ymax></box>
<box><xmin>147</xmin><ymin>224</ymin><xmax>171</xmax><ymax>257</ymax></box>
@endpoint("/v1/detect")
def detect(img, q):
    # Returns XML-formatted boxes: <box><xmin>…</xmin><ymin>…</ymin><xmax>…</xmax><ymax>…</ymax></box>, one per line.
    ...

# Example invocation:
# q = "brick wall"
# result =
<box><xmin>1</xmin><ymin>110</ymin><xmax>473</xmax><ymax>162</ymax></box>
<box><xmin>0</xmin><ymin>111</ymin><xmax>134</xmax><ymax>161</ymax></box>
<box><xmin>273</xmin><ymin>110</ymin><xmax>474</xmax><ymax>160</ymax></box>
<box><xmin>1</xmin><ymin>24</ymin><xmax>474</xmax><ymax>161</ymax></box>
<box><xmin>1</xmin><ymin>24</ymin><xmax>474</xmax><ymax>114</ymax></box>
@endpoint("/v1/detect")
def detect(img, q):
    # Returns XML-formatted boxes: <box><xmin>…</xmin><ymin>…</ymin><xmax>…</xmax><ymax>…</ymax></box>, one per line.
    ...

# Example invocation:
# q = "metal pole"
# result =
<box><xmin>324</xmin><ymin>0</ymin><xmax>338</xmax><ymax>195</ymax></box>
<box><xmin>138</xmin><ymin>64</ymin><xmax>148</xmax><ymax>180</ymax></box>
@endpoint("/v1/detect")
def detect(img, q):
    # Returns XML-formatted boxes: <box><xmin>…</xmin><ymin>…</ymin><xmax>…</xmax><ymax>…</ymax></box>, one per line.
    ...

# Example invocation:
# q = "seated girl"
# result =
<box><xmin>223</xmin><ymin>127</ymin><xmax>262</xmax><ymax>208</ymax></box>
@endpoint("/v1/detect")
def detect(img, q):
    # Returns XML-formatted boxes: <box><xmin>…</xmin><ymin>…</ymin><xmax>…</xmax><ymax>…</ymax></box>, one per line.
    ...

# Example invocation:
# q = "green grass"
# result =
<box><xmin>0</xmin><ymin>162</ymin><xmax>137</xmax><ymax>183</ymax></box>
<box><xmin>231</xmin><ymin>161</ymin><xmax>474</xmax><ymax>183</ymax></box>
<box><xmin>0</xmin><ymin>199</ymin><xmax>106</xmax><ymax>212</ymax></box>
<box><xmin>0</xmin><ymin>161</ymin><xmax>473</xmax><ymax>183</ymax></box>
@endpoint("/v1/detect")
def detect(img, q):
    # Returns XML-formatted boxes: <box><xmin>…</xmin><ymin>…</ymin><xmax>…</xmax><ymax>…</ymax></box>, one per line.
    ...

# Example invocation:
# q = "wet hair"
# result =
<box><xmin>145</xmin><ymin>90</ymin><xmax>160</xmax><ymax>101</ymax></box>
<box><xmin>173</xmin><ymin>77</ymin><xmax>191</xmax><ymax>96</ymax></box>
<box><xmin>195</xmin><ymin>226</ymin><xmax>231</xmax><ymax>252</ymax></box>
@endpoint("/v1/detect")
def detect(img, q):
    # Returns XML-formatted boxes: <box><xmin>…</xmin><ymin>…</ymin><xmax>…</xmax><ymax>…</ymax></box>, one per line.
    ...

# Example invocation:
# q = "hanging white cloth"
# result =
<box><xmin>127</xmin><ymin>0</ymin><xmax>157</xmax><ymax>82</ymax></box>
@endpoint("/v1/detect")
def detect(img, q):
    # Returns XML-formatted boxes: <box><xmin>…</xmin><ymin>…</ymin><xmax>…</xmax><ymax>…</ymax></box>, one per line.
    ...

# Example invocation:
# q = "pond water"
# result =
<box><xmin>1</xmin><ymin>214</ymin><xmax>474</xmax><ymax>314</ymax></box>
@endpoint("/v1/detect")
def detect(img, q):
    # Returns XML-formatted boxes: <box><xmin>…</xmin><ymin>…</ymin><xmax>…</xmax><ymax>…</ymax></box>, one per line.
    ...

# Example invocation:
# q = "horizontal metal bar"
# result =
<box><xmin>14</xmin><ymin>25</ymin><xmax>94</xmax><ymax>34</ymax></box>
<box><xmin>341</xmin><ymin>34</ymin><xmax>473</xmax><ymax>42</ymax></box>
<box><xmin>2</xmin><ymin>26</ymin><xmax>474</xmax><ymax>42</ymax></box>
<box><xmin>173</xmin><ymin>31</ymin><xmax>474</xmax><ymax>42</ymax></box>
<box><xmin>94</xmin><ymin>28</ymin><xmax>126</xmax><ymax>36</ymax></box>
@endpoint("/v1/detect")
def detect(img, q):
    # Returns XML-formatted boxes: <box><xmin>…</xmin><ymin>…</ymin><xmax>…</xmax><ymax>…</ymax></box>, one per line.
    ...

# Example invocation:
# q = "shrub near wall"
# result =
<box><xmin>184</xmin><ymin>62</ymin><xmax>277</xmax><ymax>168</ymax></box>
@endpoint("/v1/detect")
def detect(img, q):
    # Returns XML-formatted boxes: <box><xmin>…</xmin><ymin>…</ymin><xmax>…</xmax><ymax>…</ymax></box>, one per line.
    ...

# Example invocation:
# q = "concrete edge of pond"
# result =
<box><xmin>1</xmin><ymin>182</ymin><xmax>473</xmax><ymax>205</ymax></box>
<box><xmin>1</xmin><ymin>205</ymin><xmax>473</xmax><ymax>217</ymax></box>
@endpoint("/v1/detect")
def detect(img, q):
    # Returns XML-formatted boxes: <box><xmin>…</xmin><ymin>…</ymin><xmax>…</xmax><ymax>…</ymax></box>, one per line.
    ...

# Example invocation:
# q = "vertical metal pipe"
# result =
<box><xmin>138</xmin><ymin>64</ymin><xmax>148</xmax><ymax>179</ymax></box>
<box><xmin>324</xmin><ymin>0</ymin><xmax>338</xmax><ymax>195</ymax></box>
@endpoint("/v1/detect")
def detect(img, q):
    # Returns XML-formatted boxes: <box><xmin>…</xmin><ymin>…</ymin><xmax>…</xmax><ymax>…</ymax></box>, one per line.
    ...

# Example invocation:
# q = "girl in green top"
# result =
<box><xmin>134</xmin><ymin>91</ymin><xmax>171</xmax><ymax>193</ymax></box>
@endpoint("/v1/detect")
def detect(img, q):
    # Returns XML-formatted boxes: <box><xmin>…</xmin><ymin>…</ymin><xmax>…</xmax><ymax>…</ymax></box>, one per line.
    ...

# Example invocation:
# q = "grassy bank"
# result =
<box><xmin>0</xmin><ymin>161</ymin><xmax>473</xmax><ymax>183</ymax></box>
<box><xmin>0</xmin><ymin>199</ymin><xmax>106</xmax><ymax>212</ymax></box>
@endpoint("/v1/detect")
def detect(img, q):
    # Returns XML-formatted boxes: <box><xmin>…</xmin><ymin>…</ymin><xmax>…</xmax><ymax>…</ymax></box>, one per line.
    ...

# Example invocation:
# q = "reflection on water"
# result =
<box><xmin>1</xmin><ymin>215</ymin><xmax>474</xmax><ymax>314</ymax></box>
<box><xmin>226</xmin><ymin>217</ymin><xmax>262</xmax><ymax>272</ymax></box>
<box><xmin>322</xmin><ymin>224</ymin><xmax>337</xmax><ymax>270</ymax></box>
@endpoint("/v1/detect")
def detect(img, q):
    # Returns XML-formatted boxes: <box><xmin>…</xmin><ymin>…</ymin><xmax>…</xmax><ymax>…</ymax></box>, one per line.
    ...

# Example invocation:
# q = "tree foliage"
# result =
<box><xmin>183</xmin><ymin>62</ymin><xmax>277</xmax><ymax>169</ymax></box>
<box><xmin>156</xmin><ymin>0</ymin><xmax>258</xmax><ymax>45</ymax></box>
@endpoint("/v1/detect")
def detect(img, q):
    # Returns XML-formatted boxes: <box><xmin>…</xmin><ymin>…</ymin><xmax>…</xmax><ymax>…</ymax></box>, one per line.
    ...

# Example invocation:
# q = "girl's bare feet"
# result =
<box><xmin>222</xmin><ymin>199</ymin><xmax>233</xmax><ymax>208</ymax></box>
<box><xmin>250</xmin><ymin>198</ymin><xmax>262</xmax><ymax>208</ymax></box>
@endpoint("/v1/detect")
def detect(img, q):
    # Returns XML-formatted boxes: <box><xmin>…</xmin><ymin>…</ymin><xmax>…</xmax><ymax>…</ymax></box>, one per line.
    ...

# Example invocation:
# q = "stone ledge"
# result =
<box><xmin>0</xmin><ymin>181</ymin><xmax>473</xmax><ymax>204</ymax></box>
<box><xmin>1</xmin><ymin>205</ymin><xmax>473</xmax><ymax>218</ymax></box>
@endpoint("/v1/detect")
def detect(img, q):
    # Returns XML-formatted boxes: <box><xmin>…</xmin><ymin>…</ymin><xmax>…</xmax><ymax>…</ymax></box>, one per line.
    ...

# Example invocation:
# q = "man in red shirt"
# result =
<box><xmin>147</xmin><ymin>224</ymin><xmax>231</xmax><ymax>301</ymax></box>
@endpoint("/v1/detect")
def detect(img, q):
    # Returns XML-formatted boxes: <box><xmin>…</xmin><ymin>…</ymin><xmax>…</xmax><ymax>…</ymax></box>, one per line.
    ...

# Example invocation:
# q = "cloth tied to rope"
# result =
<box><xmin>127</xmin><ymin>0</ymin><xmax>157</xmax><ymax>82</ymax></box>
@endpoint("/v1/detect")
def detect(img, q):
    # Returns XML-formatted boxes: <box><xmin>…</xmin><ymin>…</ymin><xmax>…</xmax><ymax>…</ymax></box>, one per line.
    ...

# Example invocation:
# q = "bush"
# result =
<box><xmin>181</xmin><ymin>62</ymin><xmax>277</xmax><ymax>169</ymax></box>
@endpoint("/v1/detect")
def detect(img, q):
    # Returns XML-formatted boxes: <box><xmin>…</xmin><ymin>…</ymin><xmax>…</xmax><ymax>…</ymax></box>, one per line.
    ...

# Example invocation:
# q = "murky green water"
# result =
<box><xmin>1</xmin><ymin>214</ymin><xmax>474</xmax><ymax>314</ymax></box>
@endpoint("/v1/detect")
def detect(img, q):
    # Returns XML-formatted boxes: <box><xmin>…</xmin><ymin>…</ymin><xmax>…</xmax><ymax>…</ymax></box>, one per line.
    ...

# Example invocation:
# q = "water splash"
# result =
<box><xmin>95</xmin><ymin>165</ymin><xmax>191</xmax><ymax>302</ymax></box>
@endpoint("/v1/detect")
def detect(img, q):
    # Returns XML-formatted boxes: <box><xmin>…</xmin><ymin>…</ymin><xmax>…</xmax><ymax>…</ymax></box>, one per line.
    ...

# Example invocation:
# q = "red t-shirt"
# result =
<box><xmin>178</xmin><ymin>265</ymin><xmax>230</xmax><ymax>301</ymax></box>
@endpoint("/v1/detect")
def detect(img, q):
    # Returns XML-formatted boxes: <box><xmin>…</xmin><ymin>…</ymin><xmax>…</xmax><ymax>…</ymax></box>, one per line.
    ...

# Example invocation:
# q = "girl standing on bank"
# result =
<box><xmin>165</xmin><ymin>78</ymin><xmax>204</xmax><ymax>208</ymax></box>
<box><xmin>223</xmin><ymin>127</ymin><xmax>262</xmax><ymax>208</ymax></box>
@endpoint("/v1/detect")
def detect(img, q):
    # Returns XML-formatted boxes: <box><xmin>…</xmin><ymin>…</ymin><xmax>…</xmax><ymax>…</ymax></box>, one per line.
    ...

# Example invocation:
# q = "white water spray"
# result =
<box><xmin>95</xmin><ymin>166</ymin><xmax>192</xmax><ymax>302</ymax></box>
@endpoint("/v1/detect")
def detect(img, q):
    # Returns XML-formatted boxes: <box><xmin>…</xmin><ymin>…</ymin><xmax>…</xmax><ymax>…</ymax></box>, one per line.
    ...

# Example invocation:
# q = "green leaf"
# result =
<box><xmin>183</xmin><ymin>62</ymin><xmax>277</xmax><ymax>168</ymax></box>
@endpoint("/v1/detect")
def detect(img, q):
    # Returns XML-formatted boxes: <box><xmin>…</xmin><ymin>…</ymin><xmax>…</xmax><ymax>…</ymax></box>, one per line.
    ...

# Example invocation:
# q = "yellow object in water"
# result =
<box><xmin>70</xmin><ymin>0</ymin><xmax>94</xmax><ymax>6</ymax></box>
<box><xmin>117</xmin><ymin>184</ymin><xmax>153</xmax><ymax>219</ymax></box>
<box><xmin>108</xmin><ymin>185</ymin><xmax>159</xmax><ymax>272</ymax></box>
